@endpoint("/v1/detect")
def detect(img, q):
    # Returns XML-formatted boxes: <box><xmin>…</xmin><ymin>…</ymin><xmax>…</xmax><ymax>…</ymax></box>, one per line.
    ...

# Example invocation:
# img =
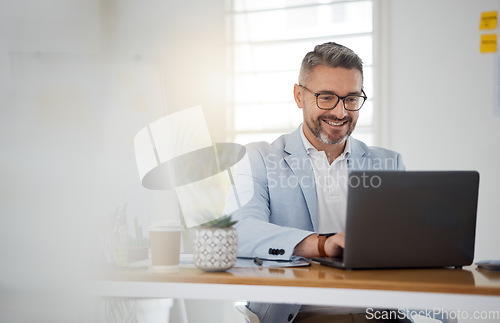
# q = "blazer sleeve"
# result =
<box><xmin>224</xmin><ymin>143</ymin><xmax>313</xmax><ymax>260</ymax></box>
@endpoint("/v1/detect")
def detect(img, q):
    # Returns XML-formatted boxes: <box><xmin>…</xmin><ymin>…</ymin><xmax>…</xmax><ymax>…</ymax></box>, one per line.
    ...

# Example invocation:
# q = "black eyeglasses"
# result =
<box><xmin>300</xmin><ymin>85</ymin><xmax>367</xmax><ymax>111</ymax></box>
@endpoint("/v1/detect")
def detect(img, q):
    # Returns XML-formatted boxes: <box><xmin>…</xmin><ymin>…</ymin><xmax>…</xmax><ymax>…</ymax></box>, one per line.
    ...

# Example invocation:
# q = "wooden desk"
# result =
<box><xmin>91</xmin><ymin>262</ymin><xmax>500</xmax><ymax>314</ymax></box>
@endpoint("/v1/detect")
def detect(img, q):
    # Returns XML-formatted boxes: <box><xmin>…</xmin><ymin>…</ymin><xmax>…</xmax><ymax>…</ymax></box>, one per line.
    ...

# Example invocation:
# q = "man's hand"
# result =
<box><xmin>293</xmin><ymin>232</ymin><xmax>345</xmax><ymax>258</ymax></box>
<box><xmin>324</xmin><ymin>232</ymin><xmax>345</xmax><ymax>257</ymax></box>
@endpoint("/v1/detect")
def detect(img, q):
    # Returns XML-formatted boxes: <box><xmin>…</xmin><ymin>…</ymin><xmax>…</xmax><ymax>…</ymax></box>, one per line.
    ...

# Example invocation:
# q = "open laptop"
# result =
<box><xmin>313</xmin><ymin>171</ymin><xmax>479</xmax><ymax>270</ymax></box>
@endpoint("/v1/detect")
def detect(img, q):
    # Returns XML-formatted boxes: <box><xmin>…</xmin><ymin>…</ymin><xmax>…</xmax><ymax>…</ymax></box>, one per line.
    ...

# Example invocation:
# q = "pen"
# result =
<box><xmin>253</xmin><ymin>257</ymin><xmax>263</xmax><ymax>266</ymax></box>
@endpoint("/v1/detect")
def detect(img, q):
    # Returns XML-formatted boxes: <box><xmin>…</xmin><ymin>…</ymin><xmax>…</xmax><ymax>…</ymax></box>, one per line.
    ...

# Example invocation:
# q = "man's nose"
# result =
<box><xmin>330</xmin><ymin>99</ymin><xmax>347</xmax><ymax>119</ymax></box>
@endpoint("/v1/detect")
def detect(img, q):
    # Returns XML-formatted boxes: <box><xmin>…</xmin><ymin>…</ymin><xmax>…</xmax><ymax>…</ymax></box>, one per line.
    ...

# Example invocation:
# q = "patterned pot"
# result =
<box><xmin>193</xmin><ymin>227</ymin><xmax>238</xmax><ymax>272</ymax></box>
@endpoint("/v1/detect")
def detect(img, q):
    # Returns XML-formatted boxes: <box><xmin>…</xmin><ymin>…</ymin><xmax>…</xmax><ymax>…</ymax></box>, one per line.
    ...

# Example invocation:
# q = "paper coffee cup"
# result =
<box><xmin>149</xmin><ymin>223</ymin><xmax>183</xmax><ymax>272</ymax></box>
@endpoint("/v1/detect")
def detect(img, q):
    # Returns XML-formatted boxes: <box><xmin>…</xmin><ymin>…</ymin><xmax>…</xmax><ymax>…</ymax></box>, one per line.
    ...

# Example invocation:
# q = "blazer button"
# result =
<box><xmin>268</xmin><ymin>248</ymin><xmax>274</xmax><ymax>255</ymax></box>
<box><xmin>279</xmin><ymin>249</ymin><xmax>285</xmax><ymax>255</ymax></box>
<box><xmin>288</xmin><ymin>313</ymin><xmax>294</xmax><ymax>321</ymax></box>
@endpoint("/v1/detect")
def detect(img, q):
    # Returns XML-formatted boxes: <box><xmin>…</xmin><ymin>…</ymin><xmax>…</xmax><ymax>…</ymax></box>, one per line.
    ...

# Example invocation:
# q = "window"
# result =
<box><xmin>226</xmin><ymin>0</ymin><xmax>374</xmax><ymax>145</ymax></box>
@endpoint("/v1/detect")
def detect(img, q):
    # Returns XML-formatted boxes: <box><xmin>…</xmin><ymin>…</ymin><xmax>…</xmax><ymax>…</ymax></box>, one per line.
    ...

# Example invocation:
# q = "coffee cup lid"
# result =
<box><xmin>149</xmin><ymin>220</ymin><xmax>183</xmax><ymax>231</ymax></box>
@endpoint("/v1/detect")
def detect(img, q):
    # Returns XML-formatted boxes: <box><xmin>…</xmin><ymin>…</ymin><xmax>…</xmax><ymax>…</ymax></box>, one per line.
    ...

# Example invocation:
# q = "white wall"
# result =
<box><xmin>0</xmin><ymin>0</ymin><xmax>230</xmax><ymax>322</ymax></box>
<box><xmin>384</xmin><ymin>0</ymin><xmax>500</xmax><ymax>260</ymax></box>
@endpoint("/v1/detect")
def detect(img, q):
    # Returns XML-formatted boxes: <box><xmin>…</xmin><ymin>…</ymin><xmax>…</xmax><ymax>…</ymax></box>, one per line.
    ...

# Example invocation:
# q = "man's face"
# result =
<box><xmin>294</xmin><ymin>65</ymin><xmax>362</xmax><ymax>147</ymax></box>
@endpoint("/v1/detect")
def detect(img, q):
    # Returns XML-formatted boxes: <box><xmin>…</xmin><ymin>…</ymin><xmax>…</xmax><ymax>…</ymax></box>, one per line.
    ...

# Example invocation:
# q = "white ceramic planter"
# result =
<box><xmin>193</xmin><ymin>227</ymin><xmax>238</xmax><ymax>272</ymax></box>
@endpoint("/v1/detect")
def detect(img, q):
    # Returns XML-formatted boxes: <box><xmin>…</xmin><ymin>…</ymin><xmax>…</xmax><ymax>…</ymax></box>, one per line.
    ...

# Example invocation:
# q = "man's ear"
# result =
<box><xmin>293</xmin><ymin>84</ymin><xmax>304</xmax><ymax>109</ymax></box>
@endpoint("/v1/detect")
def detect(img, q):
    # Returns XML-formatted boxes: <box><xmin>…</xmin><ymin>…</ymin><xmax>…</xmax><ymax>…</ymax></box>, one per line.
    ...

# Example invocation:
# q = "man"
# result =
<box><xmin>226</xmin><ymin>42</ymin><xmax>405</xmax><ymax>323</ymax></box>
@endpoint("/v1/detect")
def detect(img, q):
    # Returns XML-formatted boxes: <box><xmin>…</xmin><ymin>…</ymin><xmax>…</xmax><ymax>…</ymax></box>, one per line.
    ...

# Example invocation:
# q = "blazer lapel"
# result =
<box><xmin>347</xmin><ymin>138</ymin><xmax>367</xmax><ymax>172</ymax></box>
<box><xmin>283</xmin><ymin>127</ymin><xmax>319</xmax><ymax>231</ymax></box>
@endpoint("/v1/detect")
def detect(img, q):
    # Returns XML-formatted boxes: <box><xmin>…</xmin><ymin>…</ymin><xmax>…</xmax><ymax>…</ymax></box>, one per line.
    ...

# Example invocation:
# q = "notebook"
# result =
<box><xmin>313</xmin><ymin>171</ymin><xmax>480</xmax><ymax>270</ymax></box>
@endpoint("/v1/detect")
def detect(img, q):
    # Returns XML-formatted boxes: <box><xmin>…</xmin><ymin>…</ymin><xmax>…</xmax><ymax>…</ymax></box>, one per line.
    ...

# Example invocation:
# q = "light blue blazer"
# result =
<box><xmin>226</xmin><ymin>126</ymin><xmax>405</xmax><ymax>323</ymax></box>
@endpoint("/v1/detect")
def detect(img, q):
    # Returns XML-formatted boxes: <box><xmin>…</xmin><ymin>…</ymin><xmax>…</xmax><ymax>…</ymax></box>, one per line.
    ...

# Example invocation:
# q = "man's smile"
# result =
<box><xmin>321</xmin><ymin>118</ymin><xmax>350</xmax><ymax>128</ymax></box>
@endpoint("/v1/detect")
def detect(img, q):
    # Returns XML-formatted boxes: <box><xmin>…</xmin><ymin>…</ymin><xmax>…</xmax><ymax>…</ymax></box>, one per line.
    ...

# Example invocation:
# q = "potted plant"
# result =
<box><xmin>193</xmin><ymin>214</ymin><xmax>238</xmax><ymax>272</ymax></box>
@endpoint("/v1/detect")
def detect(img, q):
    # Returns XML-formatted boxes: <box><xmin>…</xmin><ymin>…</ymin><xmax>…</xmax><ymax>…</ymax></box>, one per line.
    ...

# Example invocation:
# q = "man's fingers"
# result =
<box><xmin>335</xmin><ymin>232</ymin><xmax>345</xmax><ymax>248</ymax></box>
<box><xmin>325</xmin><ymin>232</ymin><xmax>346</xmax><ymax>257</ymax></box>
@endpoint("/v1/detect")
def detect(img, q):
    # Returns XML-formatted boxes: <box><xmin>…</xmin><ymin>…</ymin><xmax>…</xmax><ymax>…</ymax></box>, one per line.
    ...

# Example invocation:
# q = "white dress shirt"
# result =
<box><xmin>300</xmin><ymin>125</ymin><xmax>350</xmax><ymax>233</ymax></box>
<box><xmin>299</xmin><ymin>126</ymin><xmax>367</xmax><ymax>315</ymax></box>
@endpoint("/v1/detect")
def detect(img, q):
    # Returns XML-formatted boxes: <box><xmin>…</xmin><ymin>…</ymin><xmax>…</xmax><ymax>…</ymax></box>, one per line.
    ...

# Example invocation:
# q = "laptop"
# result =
<box><xmin>313</xmin><ymin>171</ymin><xmax>479</xmax><ymax>270</ymax></box>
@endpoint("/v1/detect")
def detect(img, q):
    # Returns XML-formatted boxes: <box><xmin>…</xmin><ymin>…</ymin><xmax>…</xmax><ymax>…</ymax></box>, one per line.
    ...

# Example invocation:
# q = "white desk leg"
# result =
<box><xmin>176</xmin><ymin>299</ymin><xmax>189</xmax><ymax>323</ymax></box>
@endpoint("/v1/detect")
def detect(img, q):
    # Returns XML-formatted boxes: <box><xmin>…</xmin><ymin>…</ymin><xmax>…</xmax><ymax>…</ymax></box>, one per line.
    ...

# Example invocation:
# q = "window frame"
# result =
<box><xmin>226</xmin><ymin>0</ymin><xmax>377</xmax><ymax>145</ymax></box>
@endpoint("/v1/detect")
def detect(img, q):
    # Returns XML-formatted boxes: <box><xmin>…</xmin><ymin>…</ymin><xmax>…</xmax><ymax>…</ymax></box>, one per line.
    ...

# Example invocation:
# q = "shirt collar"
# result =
<box><xmin>300</xmin><ymin>123</ymin><xmax>351</xmax><ymax>159</ymax></box>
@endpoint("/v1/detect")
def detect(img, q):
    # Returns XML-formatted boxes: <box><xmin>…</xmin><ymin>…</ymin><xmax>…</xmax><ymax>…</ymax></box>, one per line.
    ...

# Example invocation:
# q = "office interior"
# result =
<box><xmin>0</xmin><ymin>0</ymin><xmax>499</xmax><ymax>322</ymax></box>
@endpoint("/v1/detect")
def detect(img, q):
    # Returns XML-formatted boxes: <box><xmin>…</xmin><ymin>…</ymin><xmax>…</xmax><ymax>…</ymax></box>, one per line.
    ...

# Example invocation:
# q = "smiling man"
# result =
<box><xmin>298</xmin><ymin>64</ymin><xmax>363</xmax><ymax>157</ymax></box>
<box><xmin>227</xmin><ymin>42</ymin><xmax>406</xmax><ymax>323</ymax></box>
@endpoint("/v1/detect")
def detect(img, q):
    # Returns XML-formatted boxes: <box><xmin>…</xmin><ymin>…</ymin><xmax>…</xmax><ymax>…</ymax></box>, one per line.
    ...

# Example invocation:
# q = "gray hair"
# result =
<box><xmin>298</xmin><ymin>42</ymin><xmax>363</xmax><ymax>85</ymax></box>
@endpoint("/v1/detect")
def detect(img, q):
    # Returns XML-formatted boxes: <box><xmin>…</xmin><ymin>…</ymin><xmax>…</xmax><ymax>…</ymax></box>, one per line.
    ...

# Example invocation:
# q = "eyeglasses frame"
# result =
<box><xmin>299</xmin><ymin>85</ymin><xmax>367</xmax><ymax>111</ymax></box>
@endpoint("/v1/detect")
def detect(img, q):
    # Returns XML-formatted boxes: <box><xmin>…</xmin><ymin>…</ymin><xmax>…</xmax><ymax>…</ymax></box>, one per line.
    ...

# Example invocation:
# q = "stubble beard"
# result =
<box><xmin>305</xmin><ymin>115</ymin><xmax>355</xmax><ymax>145</ymax></box>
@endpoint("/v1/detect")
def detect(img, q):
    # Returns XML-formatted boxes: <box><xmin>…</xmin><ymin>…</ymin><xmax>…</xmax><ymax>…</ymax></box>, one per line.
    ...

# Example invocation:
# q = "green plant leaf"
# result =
<box><xmin>200</xmin><ymin>214</ymin><xmax>237</xmax><ymax>228</ymax></box>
